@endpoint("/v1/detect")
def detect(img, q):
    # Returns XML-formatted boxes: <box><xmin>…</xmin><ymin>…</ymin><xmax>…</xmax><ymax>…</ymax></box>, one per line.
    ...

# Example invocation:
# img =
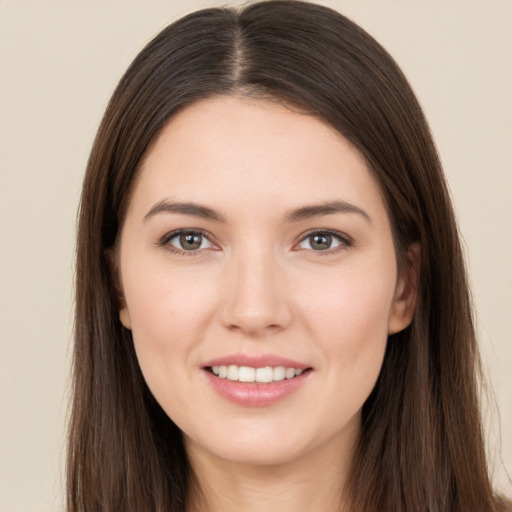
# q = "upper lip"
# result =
<box><xmin>202</xmin><ymin>353</ymin><xmax>311</xmax><ymax>370</ymax></box>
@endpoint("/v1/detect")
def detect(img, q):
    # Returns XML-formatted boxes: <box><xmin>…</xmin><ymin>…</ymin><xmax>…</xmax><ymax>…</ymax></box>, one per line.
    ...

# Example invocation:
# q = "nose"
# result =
<box><xmin>219</xmin><ymin>248</ymin><xmax>293</xmax><ymax>336</ymax></box>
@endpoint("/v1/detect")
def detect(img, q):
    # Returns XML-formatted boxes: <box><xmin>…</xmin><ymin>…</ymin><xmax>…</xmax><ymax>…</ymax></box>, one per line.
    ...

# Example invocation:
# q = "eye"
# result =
<box><xmin>296</xmin><ymin>230</ymin><xmax>350</xmax><ymax>252</ymax></box>
<box><xmin>164</xmin><ymin>230</ymin><xmax>214</xmax><ymax>253</ymax></box>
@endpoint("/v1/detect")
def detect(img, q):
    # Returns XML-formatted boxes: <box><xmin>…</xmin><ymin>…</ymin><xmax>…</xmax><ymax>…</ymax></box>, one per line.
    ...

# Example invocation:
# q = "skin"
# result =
<box><xmin>117</xmin><ymin>95</ymin><xmax>418</xmax><ymax>512</ymax></box>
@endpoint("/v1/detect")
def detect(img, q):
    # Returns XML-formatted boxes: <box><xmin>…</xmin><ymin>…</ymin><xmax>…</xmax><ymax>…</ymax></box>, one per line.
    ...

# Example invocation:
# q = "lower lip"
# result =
<box><xmin>204</xmin><ymin>370</ymin><xmax>310</xmax><ymax>407</ymax></box>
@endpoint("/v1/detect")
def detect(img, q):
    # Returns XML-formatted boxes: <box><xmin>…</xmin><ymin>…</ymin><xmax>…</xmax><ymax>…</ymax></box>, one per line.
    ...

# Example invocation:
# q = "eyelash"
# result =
<box><xmin>159</xmin><ymin>229</ymin><xmax>215</xmax><ymax>257</ymax></box>
<box><xmin>296</xmin><ymin>229</ymin><xmax>353</xmax><ymax>255</ymax></box>
<box><xmin>158</xmin><ymin>228</ymin><xmax>353</xmax><ymax>256</ymax></box>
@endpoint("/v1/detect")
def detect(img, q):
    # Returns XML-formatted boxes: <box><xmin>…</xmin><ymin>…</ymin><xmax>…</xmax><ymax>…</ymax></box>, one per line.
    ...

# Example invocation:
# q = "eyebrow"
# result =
<box><xmin>144</xmin><ymin>199</ymin><xmax>372</xmax><ymax>224</ymax></box>
<box><xmin>284</xmin><ymin>200</ymin><xmax>373</xmax><ymax>224</ymax></box>
<box><xmin>144</xmin><ymin>200</ymin><xmax>226</xmax><ymax>222</ymax></box>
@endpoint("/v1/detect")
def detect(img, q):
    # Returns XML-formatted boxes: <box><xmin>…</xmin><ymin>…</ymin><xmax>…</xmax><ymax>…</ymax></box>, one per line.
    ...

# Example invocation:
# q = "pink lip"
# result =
<box><xmin>202</xmin><ymin>353</ymin><xmax>310</xmax><ymax>370</ymax></box>
<box><xmin>202</xmin><ymin>353</ymin><xmax>312</xmax><ymax>407</ymax></box>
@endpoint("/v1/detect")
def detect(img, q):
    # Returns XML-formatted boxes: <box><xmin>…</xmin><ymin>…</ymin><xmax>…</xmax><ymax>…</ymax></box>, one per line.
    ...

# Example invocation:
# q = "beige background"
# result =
<box><xmin>0</xmin><ymin>1</ymin><xmax>510</xmax><ymax>510</ymax></box>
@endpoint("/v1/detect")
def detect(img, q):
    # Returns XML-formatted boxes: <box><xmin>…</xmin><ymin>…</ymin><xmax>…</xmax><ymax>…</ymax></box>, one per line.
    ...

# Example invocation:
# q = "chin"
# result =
<box><xmin>201</xmin><ymin>442</ymin><xmax>308</xmax><ymax>467</ymax></box>
<box><xmin>184</xmin><ymin>419</ymin><xmax>339</xmax><ymax>469</ymax></box>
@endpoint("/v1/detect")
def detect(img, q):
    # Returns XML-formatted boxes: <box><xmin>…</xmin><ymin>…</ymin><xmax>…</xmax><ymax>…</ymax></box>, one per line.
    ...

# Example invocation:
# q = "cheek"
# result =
<box><xmin>301</xmin><ymin>264</ymin><xmax>395</xmax><ymax>391</ymax></box>
<box><xmin>124</xmin><ymin>255</ymin><xmax>214</xmax><ymax>334</ymax></box>
<box><xmin>304</xmin><ymin>262</ymin><xmax>396</xmax><ymax>336</ymax></box>
<box><xmin>120</xmin><ymin>256</ymin><xmax>218</xmax><ymax>390</ymax></box>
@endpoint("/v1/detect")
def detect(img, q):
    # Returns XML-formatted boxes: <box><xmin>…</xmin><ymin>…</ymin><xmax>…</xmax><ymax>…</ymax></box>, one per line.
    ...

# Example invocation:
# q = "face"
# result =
<box><xmin>117</xmin><ymin>96</ymin><xmax>417</xmax><ymax>468</ymax></box>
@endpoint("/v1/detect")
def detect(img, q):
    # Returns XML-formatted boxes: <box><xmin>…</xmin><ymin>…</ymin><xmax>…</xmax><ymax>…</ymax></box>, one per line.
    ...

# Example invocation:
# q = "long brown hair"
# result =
<box><xmin>68</xmin><ymin>1</ymin><xmax>509</xmax><ymax>510</ymax></box>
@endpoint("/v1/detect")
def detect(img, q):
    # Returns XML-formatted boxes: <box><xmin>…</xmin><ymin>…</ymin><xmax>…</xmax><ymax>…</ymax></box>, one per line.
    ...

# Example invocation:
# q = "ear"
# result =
<box><xmin>119</xmin><ymin>305</ymin><xmax>132</xmax><ymax>330</ymax></box>
<box><xmin>105</xmin><ymin>248</ymin><xmax>132</xmax><ymax>330</ymax></box>
<box><xmin>388</xmin><ymin>242</ymin><xmax>421</xmax><ymax>335</ymax></box>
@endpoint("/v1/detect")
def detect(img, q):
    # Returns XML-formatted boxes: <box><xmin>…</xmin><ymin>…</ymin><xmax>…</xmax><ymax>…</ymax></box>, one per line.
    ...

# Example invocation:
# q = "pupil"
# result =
<box><xmin>180</xmin><ymin>233</ymin><xmax>201</xmax><ymax>250</ymax></box>
<box><xmin>311</xmin><ymin>233</ymin><xmax>331</xmax><ymax>250</ymax></box>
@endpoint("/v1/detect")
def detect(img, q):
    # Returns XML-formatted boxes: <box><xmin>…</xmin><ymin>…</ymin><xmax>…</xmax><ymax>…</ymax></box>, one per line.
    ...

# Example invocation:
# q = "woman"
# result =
<box><xmin>68</xmin><ymin>1</ymin><xmax>511</xmax><ymax>511</ymax></box>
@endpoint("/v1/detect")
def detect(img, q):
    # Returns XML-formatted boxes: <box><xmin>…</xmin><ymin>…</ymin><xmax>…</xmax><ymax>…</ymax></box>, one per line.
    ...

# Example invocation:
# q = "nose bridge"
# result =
<box><xmin>221</xmin><ymin>241</ymin><xmax>291</xmax><ymax>335</ymax></box>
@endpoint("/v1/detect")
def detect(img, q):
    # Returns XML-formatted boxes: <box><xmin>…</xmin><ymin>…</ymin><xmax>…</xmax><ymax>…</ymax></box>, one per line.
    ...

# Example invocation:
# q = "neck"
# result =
<box><xmin>185</xmin><ymin>428</ymin><xmax>358</xmax><ymax>512</ymax></box>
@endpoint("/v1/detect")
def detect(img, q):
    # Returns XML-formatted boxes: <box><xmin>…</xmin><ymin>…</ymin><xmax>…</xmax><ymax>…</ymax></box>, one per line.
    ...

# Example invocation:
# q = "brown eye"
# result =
<box><xmin>180</xmin><ymin>232</ymin><xmax>203</xmax><ymax>250</ymax></box>
<box><xmin>310</xmin><ymin>233</ymin><xmax>332</xmax><ymax>250</ymax></box>
<box><xmin>164</xmin><ymin>230</ymin><xmax>214</xmax><ymax>253</ymax></box>
<box><xmin>297</xmin><ymin>230</ymin><xmax>349</xmax><ymax>252</ymax></box>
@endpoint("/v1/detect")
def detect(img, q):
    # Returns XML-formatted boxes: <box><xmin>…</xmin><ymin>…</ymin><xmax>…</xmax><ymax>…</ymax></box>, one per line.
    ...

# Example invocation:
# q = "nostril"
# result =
<box><xmin>226</xmin><ymin>322</ymin><xmax>283</xmax><ymax>334</ymax></box>
<box><xmin>219</xmin><ymin>291</ymin><xmax>293</xmax><ymax>335</ymax></box>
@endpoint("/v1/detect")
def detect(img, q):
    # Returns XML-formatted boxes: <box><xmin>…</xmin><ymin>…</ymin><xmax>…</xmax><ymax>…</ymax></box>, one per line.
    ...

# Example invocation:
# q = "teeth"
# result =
<box><xmin>210</xmin><ymin>365</ymin><xmax>306</xmax><ymax>383</ymax></box>
<box><xmin>238</xmin><ymin>366</ymin><xmax>255</xmax><ymax>382</ymax></box>
<box><xmin>227</xmin><ymin>365</ymin><xmax>239</xmax><ymax>381</ymax></box>
<box><xmin>273</xmin><ymin>366</ymin><xmax>285</xmax><ymax>381</ymax></box>
<box><xmin>256</xmin><ymin>367</ymin><xmax>273</xmax><ymax>383</ymax></box>
<box><xmin>285</xmin><ymin>367</ymin><xmax>296</xmax><ymax>379</ymax></box>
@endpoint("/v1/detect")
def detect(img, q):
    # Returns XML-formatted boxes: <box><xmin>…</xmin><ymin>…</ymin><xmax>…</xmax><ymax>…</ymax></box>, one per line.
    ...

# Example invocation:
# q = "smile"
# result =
<box><xmin>210</xmin><ymin>365</ymin><xmax>304</xmax><ymax>383</ymax></box>
<box><xmin>203</xmin><ymin>357</ymin><xmax>312</xmax><ymax>406</ymax></box>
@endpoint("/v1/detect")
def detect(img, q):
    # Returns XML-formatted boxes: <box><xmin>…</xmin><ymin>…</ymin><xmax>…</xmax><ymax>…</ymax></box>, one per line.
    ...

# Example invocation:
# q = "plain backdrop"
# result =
<box><xmin>0</xmin><ymin>1</ymin><xmax>511</xmax><ymax>510</ymax></box>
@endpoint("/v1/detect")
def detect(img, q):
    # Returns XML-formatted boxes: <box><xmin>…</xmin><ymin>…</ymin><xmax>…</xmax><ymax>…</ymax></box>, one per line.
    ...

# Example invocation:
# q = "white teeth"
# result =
<box><xmin>227</xmin><ymin>365</ymin><xmax>239</xmax><ymax>380</ymax></box>
<box><xmin>273</xmin><ymin>366</ymin><xmax>286</xmax><ymax>381</ymax></box>
<box><xmin>210</xmin><ymin>364</ymin><xmax>306</xmax><ymax>383</ymax></box>
<box><xmin>255</xmin><ymin>367</ymin><xmax>273</xmax><ymax>383</ymax></box>
<box><xmin>238</xmin><ymin>366</ymin><xmax>255</xmax><ymax>382</ymax></box>
<box><xmin>285</xmin><ymin>367</ymin><xmax>296</xmax><ymax>379</ymax></box>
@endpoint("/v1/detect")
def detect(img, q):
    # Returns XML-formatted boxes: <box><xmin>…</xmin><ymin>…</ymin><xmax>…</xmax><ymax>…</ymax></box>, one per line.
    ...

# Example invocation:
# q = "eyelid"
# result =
<box><xmin>157</xmin><ymin>228</ymin><xmax>352</xmax><ymax>255</ymax></box>
<box><xmin>294</xmin><ymin>229</ymin><xmax>353</xmax><ymax>252</ymax></box>
<box><xmin>159</xmin><ymin>228</ymin><xmax>219</xmax><ymax>255</ymax></box>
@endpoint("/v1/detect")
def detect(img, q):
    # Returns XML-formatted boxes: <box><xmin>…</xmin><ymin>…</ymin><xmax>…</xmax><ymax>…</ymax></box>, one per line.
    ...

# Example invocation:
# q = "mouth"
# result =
<box><xmin>206</xmin><ymin>365</ymin><xmax>311</xmax><ymax>383</ymax></box>
<box><xmin>202</xmin><ymin>355</ymin><xmax>313</xmax><ymax>406</ymax></box>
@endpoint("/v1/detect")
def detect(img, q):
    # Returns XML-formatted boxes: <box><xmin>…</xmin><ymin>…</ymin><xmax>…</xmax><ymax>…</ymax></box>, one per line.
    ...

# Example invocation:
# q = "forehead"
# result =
<box><xmin>126</xmin><ymin>95</ymin><xmax>387</xmax><ymax>224</ymax></box>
